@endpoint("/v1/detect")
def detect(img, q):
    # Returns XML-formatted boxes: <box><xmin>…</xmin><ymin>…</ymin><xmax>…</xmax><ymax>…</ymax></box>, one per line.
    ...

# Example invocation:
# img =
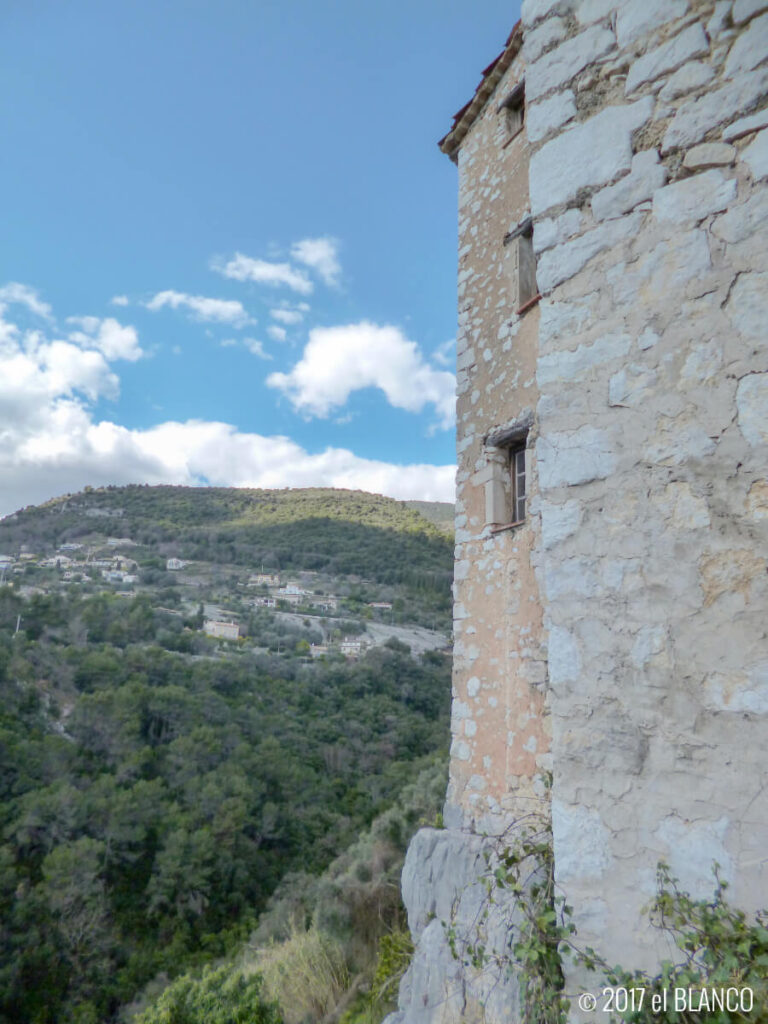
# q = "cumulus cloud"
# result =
<box><xmin>0</xmin><ymin>289</ymin><xmax>455</xmax><ymax>517</ymax></box>
<box><xmin>213</xmin><ymin>253</ymin><xmax>312</xmax><ymax>295</ymax></box>
<box><xmin>270</xmin><ymin>308</ymin><xmax>304</xmax><ymax>325</ymax></box>
<box><xmin>243</xmin><ymin>338</ymin><xmax>272</xmax><ymax>360</ymax></box>
<box><xmin>290</xmin><ymin>237</ymin><xmax>341</xmax><ymax>287</ymax></box>
<box><xmin>67</xmin><ymin>316</ymin><xmax>143</xmax><ymax>361</ymax></box>
<box><xmin>267</xmin><ymin>325</ymin><xmax>287</xmax><ymax>343</ymax></box>
<box><xmin>432</xmin><ymin>338</ymin><xmax>456</xmax><ymax>367</ymax></box>
<box><xmin>0</xmin><ymin>282</ymin><xmax>53</xmax><ymax>320</ymax></box>
<box><xmin>146</xmin><ymin>290</ymin><xmax>253</xmax><ymax>327</ymax></box>
<box><xmin>267</xmin><ymin>322</ymin><xmax>456</xmax><ymax>428</ymax></box>
<box><xmin>111</xmin><ymin>295</ymin><xmax>130</xmax><ymax>307</ymax></box>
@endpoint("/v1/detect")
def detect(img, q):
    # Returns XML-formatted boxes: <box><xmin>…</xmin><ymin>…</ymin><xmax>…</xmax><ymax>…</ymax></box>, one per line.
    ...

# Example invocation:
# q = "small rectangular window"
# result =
<box><xmin>504</xmin><ymin>217</ymin><xmax>539</xmax><ymax>313</ymax></box>
<box><xmin>483</xmin><ymin>420</ymin><xmax>532</xmax><ymax>531</ymax></box>
<box><xmin>498</xmin><ymin>80</ymin><xmax>525</xmax><ymax>142</ymax></box>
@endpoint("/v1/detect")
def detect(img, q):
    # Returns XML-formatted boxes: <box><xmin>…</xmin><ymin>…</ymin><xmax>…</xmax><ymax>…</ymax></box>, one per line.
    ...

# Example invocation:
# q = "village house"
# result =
<box><xmin>202</xmin><ymin>619</ymin><xmax>240</xmax><ymax>641</ymax></box>
<box><xmin>166</xmin><ymin>557</ymin><xmax>186</xmax><ymax>570</ymax></box>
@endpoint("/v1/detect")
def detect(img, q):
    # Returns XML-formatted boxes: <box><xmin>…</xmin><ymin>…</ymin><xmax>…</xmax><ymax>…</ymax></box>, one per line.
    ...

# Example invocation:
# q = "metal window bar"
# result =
<box><xmin>513</xmin><ymin>448</ymin><xmax>526</xmax><ymax>522</ymax></box>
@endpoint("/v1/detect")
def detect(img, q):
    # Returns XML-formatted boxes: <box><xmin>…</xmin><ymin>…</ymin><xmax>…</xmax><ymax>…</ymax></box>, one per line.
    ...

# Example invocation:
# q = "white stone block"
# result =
<box><xmin>591</xmin><ymin>148</ymin><xmax>667</xmax><ymax>220</ymax></box>
<box><xmin>724</xmin><ymin>13</ymin><xmax>768</xmax><ymax>77</ymax></box>
<box><xmin>552</xmin><ymin>801</ymin><xmax>610</xmax><ymax>881</ymax></box>
<box><xmin>522</xmin><ymin>0</ymin><xmax>574</xmax><ymax>28</ymax></box>
<box><xmin>616</xmin><ymin>0</ymin><xmax>688</xmax><ymax>48</ymax></box>
<box><xmin>659</xmin><ymin>60</ymin><xmax>715</xmax><ymax>102</ymax></box>
<box><xmin>725</xmin><ymin>270</ymin><xmax>768</xmax><ymax>340</ymax></box>
<box><xmin>723</xmin><ymin>105</ymin><xmax>768</xmax><ymax>140</ymax></box>
<box><xmin>742</xmin><ymin>127</ymin><xmax>768</xmax><ymax>178</ymax></box>
<box><xmin>540</xmin><ymin>499</ymin><xmax>582</xmax><ymax>549</ymax></box>
<box><xmin>533</xmin><ymin>207</ymin><xmax>585</xmax><ymax>253</ymax></box>
<box><xmin>537</xmin><ymin>330</ymin><xmax>631</xmax><ymax>384</ymax></box>
<box><xmin>652</xmin><ymin>169</ymin><xmax>737</xmax><ymax>223</ymax></box>
<box><xmin>683</xmin><ymin>142</ymin><xmax>736</xmax><ymax>169</ymax></box>
<box><xmin>524</xmin><ymin>16</ymin><xmax>567</xmax><ymax>63</ymax></box>
<box><xmin>547</xmin><ymin>626</ymin><xmax>582</xmax><ymax>686</ymax></box>
<box><xmin>576</xmin><ymin>0</ymin><xmax>625</xmax><ymax>25</ymax></box>
<box><xmin>526</xmin><ymin>26</ymin><xmax>616</xmax><ymax>101</ymax></box>
<box><xmin>530</xmin><ymin>98</ymin><xmax>653</xmax><ymax>215</ymax></box>
<box><xmin>737</xmin><ymin>372</ymin><xmax>768</xmax><ymax>445</ymax></box>
<box><xmin>625</xmin><ymin>23</ymin><xmax>709</xmax><ymax>95</ymax></box>
<box><xmin>536</xmin><ymin>211</ymin><xmax>643</xmax><ymax>291</ymax></box>
<box><xmin>712</xmin><ymin>189</ymin><xmax>768</xmax><ymax>242</ymax></box>
<box><xmin>536</xmin><ymin>425</ymin><xmax>619</xmax><ymax>488</ymax></box>
<box><xmin>733</xmin><ymin>0</ymin><xmax>768</xmax><ymax>25</ymax></box>
<box><xmin>527</xmin><ymin>89</ymin><xmax>577</xmax><ymax>143</ymax></box>
<box><xmin>662</xmin><ymin>67</ymin><xmax>768</xmax><ymax>151</ymax></box>
<box><xmin>707</xmin><ymin>1</ymin><xmax>734</xmax><ymax>37</ymax></box>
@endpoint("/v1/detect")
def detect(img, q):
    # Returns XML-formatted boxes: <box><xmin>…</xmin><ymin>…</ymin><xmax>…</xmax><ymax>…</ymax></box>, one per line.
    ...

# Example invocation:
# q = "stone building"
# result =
<box><xmin>387</xmin><ymin>3</ymin><xmax>768</xmax><ymax>1022</ymax></box>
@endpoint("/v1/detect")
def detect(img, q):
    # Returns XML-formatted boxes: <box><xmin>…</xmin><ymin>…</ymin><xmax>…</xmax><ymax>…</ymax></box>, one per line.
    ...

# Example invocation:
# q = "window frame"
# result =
<box><xmin>504</xmin><ymin>216</ymin><xmax>540</xmax><ymax>314</ymax></box>
<box><xmin>483</xmin><ymin>417</ymin><xmax>532</xmax><ymax>534</ymax></box>
<box><xmin>498</xmin><ymin>80</ymin><xmax>525</xmax><ymax>145</ymax></box>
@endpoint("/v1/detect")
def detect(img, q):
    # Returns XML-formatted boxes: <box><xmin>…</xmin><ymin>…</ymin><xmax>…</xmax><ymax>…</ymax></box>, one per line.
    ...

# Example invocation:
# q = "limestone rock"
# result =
<box><xmin>733</xmin><ymin>0</ymin><xmax>768</xmax><ymax>24</ymax></box>
<box><xmin>616</xmin><ymin>0</ymin><xmax>688</xmax><ymax>48</ymax></box>
<box><xmin>591</xmin><ymin>148</ymin><xmax>667</xmax><ymax>220</ymax></box>
<box><xmin>625</xmin><ymin>23</ymin><xmax>709</xmax><ymax>95</ymax></box>
<box><xmin>536</xmin><ymin>425</ymin><xmax>619</xmax><ymax>487</ymax></box>
<box><xmin>683</xmin><ymin>142</ymin><xmax>736</xmax><ymax>168</ymax></box>
<box><xmin>742</xmin><ymin>127</ymin><xmax>768</xmax><ymax>178</ymax></box>
<box><xmin>530</xmin><ymin>98</ymin><xmax>653</xmax><ymax>214</ymax></box>
<box><xmin>723</xmin><ymin>105</ymin><xmax>768</xmax><ymax>140</ymax></box>
<box><xmin>524</xmin><ymin>16</ymin><xmax>567</xmax><ymax>63</ymax></box>
<box><xmin>737</xmin><ymin>372</ymin><xmax>768</xmax><ymax>445</ymax></box>
<box><xmin>528</xmin><ymin>89</ymin><xmax>577</xmax><ymax>142</ymax></box>
<box><xmin>652</xmin><ymin>168</ymin><xmax>737</xmax><ymax>222</ymax></box>
<box><xmin>526</xmin><ymin>26</ymin><xmax>616</xmax><ymax>100</ymax></box>
<box><xmin>708</xmin><ymin>1</ymin><xmax>734</xmax><ymax>37</ymax></box>
<box><xmin>659</xmin><ymin>60</ymin><xmax>715</xmax><ymax>102</ymax></box>
<box><xmin>522</xmin><ymin>0</ymin><xmax>574</xmax><ymax>29</ymax></box>
<box><xmin>724</xmin><ymin>13</ymin><xmax>768</xmax><ymax>77</ymax></box>
<box><xmin>725</xmin><ymin>270</ymin><xmax>768</xmax><ymax>340</ymax></box>
<box><xmin>662</xmin><ymin>67</ymin><xmax>768</xmax><ymax>151</ymax></box>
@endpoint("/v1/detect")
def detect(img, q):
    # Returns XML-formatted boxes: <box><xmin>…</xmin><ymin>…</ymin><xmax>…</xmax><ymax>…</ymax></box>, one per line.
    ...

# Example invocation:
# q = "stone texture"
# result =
<box><xmin>652</xmin><ymin>169</ymin><xmax>737</xmax><ymax>223</ymax></box>
<box><xmin>522</xmin><ymin>0</ymin><xmax>572</xmax><ymax>28</ymax></box>
<box><xmin>530</xmin><ymin>98</ymin><xmax>653</xmax><ymax>215</ymax></box>
<box><xmin>537</xmin><ymin>330</ymin><xmax>631</xmax><ymax>383</ymax></box>
<box><xmin>536</xmin><ymin>425</ymin><xmax>619</xmax><ymax>487</ymax></box>
<box><xmin>659</xmin><ymin>60</ymin><xmax>715</xmax><ymax>102</ymax></box>
<box><xmin>725</xmin><ymin>270</ymin><xmax>768</xmax><ymax>340</ymax></box>
<box><xmin>528</xmin><ymin>89</ymin><xmax>577</xmax><ymax>143</ymax></box>
<box><xmin>683</xmin><ymin>142</ymin><xmax>737</xmax><ymax>168</ymax></box>
<box><xmin>536</xmin><ymin>212</ymin><xmax>643</xmax><ymax>290</ymax></box>
<box><xmin>526</xmin><ymin>26</ymin><xmax>616</xmax><ymax>101</ymax></box>
<box><xmin>733</xmin><ymin>0</ymin><xmax>768</xmax><ymax>23</ymax></box>
<box><xmin>712</xmin><ymin>189</ymin><xmax>768</xmax><ymax>240</ymax></box>
<box><xmin>615</xmin><ymin>0</ymin><xmax>688</xmax><ymax>48</ymax></box>
<box><xmin>737</xmin><ymin>372</ymin><xmax>768</xmax><ymax>444</ymax></box>
<box><xmin>534</xmin><ymin>207</ymin><xmax>585</xmax><ymax>253</ymax></box>
<box><xmin>591</xmin><ymin>149</ymin><xmax>667</xmax><ymax>220</ymax></box>
<box><xmin>724</xmin><ymin>13</ymin><xmax>768</xmax><ymax>77</ymax></box>
<box><xmin>723</xmin><ymin>105</ymin><xmax>768</xmax><ymax>139</ymax></box>
<box><xmin>742</xmin><ymin>127</ymin><xmax>768</xmax><ymax>177</ymax></box>
<box><xmin>708</xmin><ymin>1</ymin><xmax>734</xmax><ymax>38</ymax></box>
<box><xmin>662</xmin><ymin>67</ymin><xmax>768</xmax><ymax>151</ymax></box>
<box><xmin>524</xmin><ymin>16</ymin><xmax>568</xmax><ymax>63</ymax></box>
<box><xmin>625</xmin><ymin>23</ymin><xmax>709</xmax><ymax>95</ymax></box>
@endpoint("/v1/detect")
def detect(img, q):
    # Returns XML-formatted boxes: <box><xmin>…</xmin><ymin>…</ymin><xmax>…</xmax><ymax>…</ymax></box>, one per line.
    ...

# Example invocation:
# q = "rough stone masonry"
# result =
<box><xmin>384</xmin><ymin>2</ymin><xmax>768</xmax><ymax>1021</ymax></box>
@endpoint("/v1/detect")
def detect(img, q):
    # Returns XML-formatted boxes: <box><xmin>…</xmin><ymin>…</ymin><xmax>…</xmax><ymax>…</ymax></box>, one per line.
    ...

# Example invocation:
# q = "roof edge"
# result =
<box><xmin>438</xmin><ymin>22</ymin><xmax>523</xmax><ymax>163</ymax></box>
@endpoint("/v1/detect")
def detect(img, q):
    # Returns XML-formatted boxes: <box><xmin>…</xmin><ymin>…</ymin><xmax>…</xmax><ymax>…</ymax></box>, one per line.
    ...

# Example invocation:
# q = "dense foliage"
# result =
<box><xmin>0</xmin><ymin>592</ymin><xmax>449</xmax><ymax>1021</ymax></box>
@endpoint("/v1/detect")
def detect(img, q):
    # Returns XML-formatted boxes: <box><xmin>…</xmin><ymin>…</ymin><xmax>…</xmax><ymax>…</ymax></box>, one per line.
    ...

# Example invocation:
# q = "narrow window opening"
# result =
<box><xmin>504</xmin><ymin>217</ymin><xmax>539</xmax><ymax>313</ymax></box>
<box><xmin>511</xmin><ymin>445</ymin><xmax>527</xmax><ymax>523</ymax></box>
<box><xmin>498</xmin><ymin>80</ymin><xmax>525</xmax><ymax>142</ymax></box>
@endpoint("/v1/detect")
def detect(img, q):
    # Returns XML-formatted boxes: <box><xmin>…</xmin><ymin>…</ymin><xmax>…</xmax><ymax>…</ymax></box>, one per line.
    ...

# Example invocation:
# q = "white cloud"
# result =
<box><xmin>146</xmin><ymin>290</ymin><xmax>253</xmax><ymax>327</ymax></box>
<box><xmin>243</xmin><ymin>338</ymin><xmax>272</xmax><ymax>360</ymax></box>
<box><xmin>213</xmin><ymin>253</ymin><xmax>313</xmax><ymax>295</ymax></box>
<box><xmin>0</xmin><ymin>291</ymin><xmax>455</xmax><ymax>517</ymax></box>
<box><xmin>270</xmin><ymin>308</ymin><xmax>304</xmax><ymax>325</ymax></box>
<box><xmin>267</xmin><ymin>321</ymin><xmax>456</xmax><ymax>428</ymax></box>
<box><xmin>0</xmin><ymin>282</ymin><xmax>53</xmax><ymax>321</ymax></box>
<box><xmin>111</xmin><ymin>295</ymin><xmax>130</xmax><ymax>307</ymax></box>
<box><xmin>267</xmin><ymin>325</ymin><xmax>287</xmax><ymax>342</ymax></box>
<box><xmin>432</xmin><ymin>338</ymin><xmax>455</xmax><ymax>367</ymax></box>
<box><xmin>67</xmin><ymin>316</ymin><xmax>143</xmax><ymax>362</ymax></box>
<box><xmin>290</xmin><ymin>237</ymin><xmax>341</xmax><ymax>287</ymax></box>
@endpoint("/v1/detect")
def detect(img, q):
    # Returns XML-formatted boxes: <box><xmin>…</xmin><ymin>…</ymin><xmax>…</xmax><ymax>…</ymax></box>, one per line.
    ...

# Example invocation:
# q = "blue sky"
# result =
<box><xmin>0</xmin><ymin>0</ymin><xmax>521</xmax><ymax>516</ymax></box>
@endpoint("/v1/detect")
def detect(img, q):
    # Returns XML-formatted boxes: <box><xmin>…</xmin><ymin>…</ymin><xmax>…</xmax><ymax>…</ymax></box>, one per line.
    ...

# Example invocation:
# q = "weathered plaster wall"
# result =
<box><xmin>448</xmin><ymin>49</ymin><xmax>550</xmax><ymax>835</ymax></box>
<box><xmin>389</xmin><ymin>3</ymin><xmax>768</xmax><ymax>1021</ymax></box>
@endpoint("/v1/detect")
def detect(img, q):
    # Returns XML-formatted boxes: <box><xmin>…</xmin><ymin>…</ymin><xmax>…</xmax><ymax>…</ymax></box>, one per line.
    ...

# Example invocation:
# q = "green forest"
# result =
<box><xmin>0</xmin><ymin>486</ymin><xmax>454</xmax><ymax>1023</ymax></box>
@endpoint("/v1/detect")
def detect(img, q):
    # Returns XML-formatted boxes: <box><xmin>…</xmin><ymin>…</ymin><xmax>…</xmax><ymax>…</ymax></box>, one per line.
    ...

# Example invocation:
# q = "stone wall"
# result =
<box><xmin>388</xmin><ymin>2</ymin><xmax>768</xmax><ymax>1021</ymax></box>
